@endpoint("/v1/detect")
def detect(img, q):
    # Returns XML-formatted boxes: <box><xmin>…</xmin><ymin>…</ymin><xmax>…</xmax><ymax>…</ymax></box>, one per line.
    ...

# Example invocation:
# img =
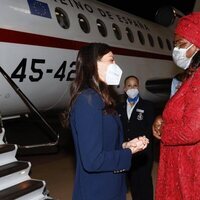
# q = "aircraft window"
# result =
<box><xmin>166</xmin><ymin>39</ymin><xmax>172</xmax><ymax>51</ymax></box>
<box><xmin>157</xmin><ymin>36</ymin><xmax>164</xmax><ymax>49</ymax></box>
<box><xmin>146</xmin><ymin>78</ymin><xmax>171</xmax><ymax>94</ymax></box>
<box><xmin>126</xmin><ymin>27</ymin><xmax>134</xmax><ymax>43</ymax></box>
<box><xmin>97</xmin><ymin>19</ymin><xmax>107</xmax><ymax>37</ymax></box>
<box><xmin>147</xmin><ymin>33</ymin><xmax>154</xmax><ymax>47</ymax></box>
<box><xmin>55</xmin><ymin>7</ymin><xmax>70</xmax><ymax>29</ymax></box>
<box><xmin>137</xmin><ymin>31</ymin><xmax>145</xmax><ymax>45</ymax></box>
<box><xmin>78</xmin><ymin>14</ymin><xmax>90</xmax><ymax>34</ymax></box>
<box><xmin>112</xmin><ymin>24</ymin><xmax>122</xmax><ymax>40</ymax></box>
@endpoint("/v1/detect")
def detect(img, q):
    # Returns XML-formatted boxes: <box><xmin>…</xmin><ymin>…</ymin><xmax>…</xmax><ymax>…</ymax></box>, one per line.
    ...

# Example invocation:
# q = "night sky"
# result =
<box><xmin>98</xmin><ymin>0</ymin><xmax>196</xmax><ymax>22</ymax></box>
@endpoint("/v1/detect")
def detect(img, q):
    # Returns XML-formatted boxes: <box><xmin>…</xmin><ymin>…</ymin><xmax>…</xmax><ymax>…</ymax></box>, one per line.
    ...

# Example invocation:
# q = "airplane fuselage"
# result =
<box><xmin>0</xmin><ymin>0</ymin><xmax>181</xmax><ymax>117</ymax></box>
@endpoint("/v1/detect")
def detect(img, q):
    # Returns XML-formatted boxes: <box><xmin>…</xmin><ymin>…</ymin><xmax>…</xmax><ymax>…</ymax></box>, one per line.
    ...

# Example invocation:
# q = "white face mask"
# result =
<box><xmin>126</xmin><ymin>88</ymin><xmax>139</xmax><ymax>99</ymax></box>
<box><xmin>172</xmin><ymin>44</ymin><xmax>195</xmax><ymax>69</ymax></box>
<box><xmin>105</xmin><ymin>63</ymin><xmax>122</xmax><ymax>85</ymax></box>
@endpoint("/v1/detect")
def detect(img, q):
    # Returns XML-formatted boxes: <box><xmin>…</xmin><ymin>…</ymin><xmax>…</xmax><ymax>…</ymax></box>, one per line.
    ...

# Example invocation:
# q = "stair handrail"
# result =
<box><xmin>0</xmin><ymin>112</ymin><xmax>3</xmax><ymax>134</ymax></box>
<box><xmin>0</xmin><ymin>66</ymin><xmax>59</xmax><ymax>149</ymax></box>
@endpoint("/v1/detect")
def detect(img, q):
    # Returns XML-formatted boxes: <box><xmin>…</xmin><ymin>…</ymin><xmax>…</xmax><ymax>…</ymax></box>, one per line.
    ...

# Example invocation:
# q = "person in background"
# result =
<box><xmin>68</xmin><ymin>43</ymin><xmax>149</xmax><ymax>200</ymax></box>
<box><xmin>116</xmin><ymin>75</ymin><xmax>155</xmax><ymax>200</ymax></box>
<box><xmin>170</xmin><ymin>69</ymin><xmax>189</xmax><ymax>97</ymax></box>
<box><xmin>152</xmin><ymin>12</ymin><xmax>200</xmax><ymax>199</ymax></box>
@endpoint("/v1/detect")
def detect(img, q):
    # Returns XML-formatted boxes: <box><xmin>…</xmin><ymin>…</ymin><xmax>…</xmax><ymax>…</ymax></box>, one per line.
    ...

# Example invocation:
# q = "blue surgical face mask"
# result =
<box><xmin>172</xmin><ymin>44</ymin><xmax>196</xmax><ymax>69</ymax></box>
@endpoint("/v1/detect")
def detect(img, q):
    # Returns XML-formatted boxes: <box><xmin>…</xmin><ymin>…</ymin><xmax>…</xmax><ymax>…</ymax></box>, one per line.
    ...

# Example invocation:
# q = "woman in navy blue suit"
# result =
<box><xmin>68</xmin><ymin>43</ymin><xmax>149</xmax><ymax>200</ymax></box>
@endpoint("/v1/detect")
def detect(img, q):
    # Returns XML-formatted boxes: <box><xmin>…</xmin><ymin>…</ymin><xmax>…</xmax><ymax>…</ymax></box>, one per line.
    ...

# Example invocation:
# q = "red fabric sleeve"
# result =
<box><xmin>162</xmin><ymin>73</ymin><xmax>200</xmax><ymax>145</ymax></box>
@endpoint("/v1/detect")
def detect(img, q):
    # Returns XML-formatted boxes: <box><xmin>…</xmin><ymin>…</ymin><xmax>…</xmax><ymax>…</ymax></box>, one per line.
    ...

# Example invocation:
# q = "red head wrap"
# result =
<box><xmin>175</xmin><ymin>12</ymin><xmax>200</xmax><ymax>48</ymax></box>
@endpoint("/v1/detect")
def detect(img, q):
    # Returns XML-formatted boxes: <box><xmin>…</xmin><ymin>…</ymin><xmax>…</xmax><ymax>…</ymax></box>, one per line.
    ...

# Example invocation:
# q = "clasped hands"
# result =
<box><xmin>122</xmin><ymin>136</ymin><xmax>149</xmax><ymax>154</ymax></box>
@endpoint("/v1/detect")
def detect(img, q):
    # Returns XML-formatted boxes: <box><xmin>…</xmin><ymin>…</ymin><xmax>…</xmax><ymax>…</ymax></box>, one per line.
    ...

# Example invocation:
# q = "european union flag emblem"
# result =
<box><xmin>27</xmin><ymin>0</ymin><xmax>52</xmax><ymax>18</ymax></box>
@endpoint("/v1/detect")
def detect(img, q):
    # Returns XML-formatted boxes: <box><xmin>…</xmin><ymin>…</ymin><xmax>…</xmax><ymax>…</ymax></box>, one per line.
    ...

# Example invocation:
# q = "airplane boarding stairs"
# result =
<box><xmin>0</xmin><ymin>128</ymin><xmax>54</xmax><ymax>200</ymax></box>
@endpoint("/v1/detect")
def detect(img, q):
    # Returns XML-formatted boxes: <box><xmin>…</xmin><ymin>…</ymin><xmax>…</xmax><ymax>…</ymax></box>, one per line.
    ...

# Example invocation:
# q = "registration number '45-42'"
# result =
<box><xmin>11</xmin><ymin>58</ymin><xmax>76</xmax><ymax>82</ymax></box>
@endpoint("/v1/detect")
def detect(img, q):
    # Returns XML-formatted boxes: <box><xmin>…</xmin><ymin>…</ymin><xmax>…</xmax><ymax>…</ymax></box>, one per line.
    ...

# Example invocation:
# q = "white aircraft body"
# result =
<box><xmin>0</xmin><ymin>0</ymin><xmax>183</xmax><ymax>117</ymax></box>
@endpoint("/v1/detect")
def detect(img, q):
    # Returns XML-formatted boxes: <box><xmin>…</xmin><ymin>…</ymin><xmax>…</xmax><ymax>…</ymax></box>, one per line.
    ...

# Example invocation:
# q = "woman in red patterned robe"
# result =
<box><xmin>153</xmin><ymin>12</ymin><xmax>200</xmax><ymax>200</ymax></box>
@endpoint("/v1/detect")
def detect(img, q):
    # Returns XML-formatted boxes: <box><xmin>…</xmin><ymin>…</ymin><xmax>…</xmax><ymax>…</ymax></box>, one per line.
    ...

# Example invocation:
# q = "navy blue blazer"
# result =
<box><xmin>116</xmin><ymin>97</ymin><xmax>155</xmax><ymax>141</ymax></box>
<box><xmin>70</xmin><ymin>89</ymin><xmax>132</xmax><ymax>200</ymax></box>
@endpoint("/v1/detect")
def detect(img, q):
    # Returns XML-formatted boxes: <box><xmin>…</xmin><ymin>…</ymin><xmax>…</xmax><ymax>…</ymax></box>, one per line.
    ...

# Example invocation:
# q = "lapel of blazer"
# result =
<box><xmin>121</xmin><ymin>102</ymin><xmax>128</xmax><ymax>121</ymax></box>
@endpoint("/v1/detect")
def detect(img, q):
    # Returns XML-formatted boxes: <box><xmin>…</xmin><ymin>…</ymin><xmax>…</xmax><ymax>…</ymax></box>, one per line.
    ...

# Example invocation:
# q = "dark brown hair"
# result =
<box><xmin>68</xmin><ymin>43</ymin><xmax>116</xmax><ymax>113</ymax></box>
<box><xmin>190</xmin><ymin>50</ymin><xmax>200</xmax><ymax>69</ymax></box>
<box><xmin>124</xmin><ymin>75</ymin><xmax>139</xmax><ymax>85</ymax></box>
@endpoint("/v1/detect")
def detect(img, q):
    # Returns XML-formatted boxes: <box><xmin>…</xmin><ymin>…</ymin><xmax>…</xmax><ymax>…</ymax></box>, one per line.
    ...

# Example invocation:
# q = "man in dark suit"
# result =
<box><xmin>116</xmin><ymin>75</ymin><xmax>155</xmax><ymax>200</ymax></box>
